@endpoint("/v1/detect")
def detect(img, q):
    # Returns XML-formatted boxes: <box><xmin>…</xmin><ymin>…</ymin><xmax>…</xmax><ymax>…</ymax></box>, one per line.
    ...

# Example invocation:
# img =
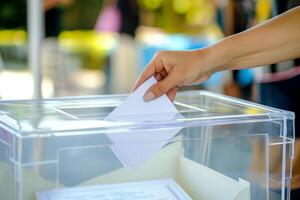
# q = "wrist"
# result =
<box><xmin>193</xmin><ymin>41</ymin><xmax>229</xmax><ymax>74</ymax></box>
<box><xmin>208</xmin><ymin>35</ymin><xmax>239</xmax><ymax>72</ymax></box>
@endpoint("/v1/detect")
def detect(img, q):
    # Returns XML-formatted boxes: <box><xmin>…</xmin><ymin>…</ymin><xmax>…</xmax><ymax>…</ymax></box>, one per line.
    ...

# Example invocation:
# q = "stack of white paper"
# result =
<box><xmin>35</xmin><ymin>179</ymin><xmax>192</xmax><ymax>200</ymax></box>
<box><xmin>106</xmin><ymin>76</ymin><xmax>183</xmax><ymax>168</ymax></box>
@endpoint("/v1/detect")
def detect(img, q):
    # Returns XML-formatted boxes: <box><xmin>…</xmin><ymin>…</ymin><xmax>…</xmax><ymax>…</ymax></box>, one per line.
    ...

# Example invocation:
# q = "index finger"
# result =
<box><xmin>132</xmin><ymin>60</ymin><xmax>156</xmax><ymax>92</ymax></box>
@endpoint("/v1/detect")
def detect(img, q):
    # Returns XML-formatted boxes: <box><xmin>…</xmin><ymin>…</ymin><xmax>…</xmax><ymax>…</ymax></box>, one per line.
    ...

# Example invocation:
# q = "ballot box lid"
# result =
<box><xmin>0</xmin><ymin>90</ymin><xmax>294</xmax><ymax>138</ymax></box>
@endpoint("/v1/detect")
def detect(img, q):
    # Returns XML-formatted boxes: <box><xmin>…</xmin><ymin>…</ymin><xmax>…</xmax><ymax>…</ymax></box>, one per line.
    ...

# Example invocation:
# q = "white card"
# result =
<box><xmin>107</xmin><ymin>76</ymin><xmax>180</xmax><ymax>121</ymax></box>
<box><xmin>36</xmin><ymin>179</ymin><xmax>192</xmax><ymax>200</ymax></box>
<box><xmin>106</xmin><ymin>77</ymin><xmax>183</xmax><ymax>168</ymax></box>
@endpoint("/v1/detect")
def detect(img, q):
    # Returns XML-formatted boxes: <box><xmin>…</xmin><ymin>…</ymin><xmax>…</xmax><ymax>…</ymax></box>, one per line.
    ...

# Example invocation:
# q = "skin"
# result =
<box><xmin>44</xmin><ymin>0</ymin><xmax>73</xmax><ymax>11</ymax></box>
<box><xmin>132</xmin><ymin>6</ymin><xmax>300</xmax><ymax>102</ymax></box>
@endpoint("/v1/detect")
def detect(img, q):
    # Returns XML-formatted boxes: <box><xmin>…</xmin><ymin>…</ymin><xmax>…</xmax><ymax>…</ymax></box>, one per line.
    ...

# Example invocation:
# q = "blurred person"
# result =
<box><xmin>95</xmin><ymin>0</ymin><xmax>121</xmax><ymax>33</ymax></box>
<box><xmin>133</xmin><ymin>6</ymin><xmax>300</xmax><ymax>199</ymax></box>
<box><xmin>224</xmin><ymin>0</ymin><xmax>256</xmax><ymax>36</ymax></box>
<box><xmin>95</xmin><ymin>0</ymin><xmax>140</xmax><ymax>36</ymax></box>
<box><xmin>43</xmin><ymin>0</ymin><xmax>73</xmax><ymax>96</ymax></box>
<box><xmin>117</xmin><ymin>0</ymin><xmax>140</xmax><ymax>37</ymax></box>
<box><xmin>223</xmin><ymin>0</ymin><xmax>256</xmax><ymax>101</ymax></box>
<box><xmin>214</xmin><ymin>0</ymin><xmax>227</xmax><ymax>32</ymax></box>
<box><xmin>44</xmin><ymin>0</ymin><xmax>73</xmax><ymax>37</ymax></box>
<box><xmin>257</xmin><ymin>0</ymin><xmax>300</xmax><ymax>197</ymax></box>
<box><xmin>99</xmin><ymin>0</ymin><xmax>141</xmax><ymax>93</ymax></box>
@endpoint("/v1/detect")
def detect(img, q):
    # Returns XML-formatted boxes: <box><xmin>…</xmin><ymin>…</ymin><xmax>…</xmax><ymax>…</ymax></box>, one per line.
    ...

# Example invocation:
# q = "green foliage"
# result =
<box><xmin>0</xmin><ymin>0</ymin><xmax>27</xmax><ymax>29</ymax></box>
<box><xmin>138</xmin><ymin>0</ymin><xmax>215</xmax><ymax>34</ymax></box>
<box><xmin>139</xmin><ymin>0</ymin><xmax>163</xmax><ymax>10</ymax></box>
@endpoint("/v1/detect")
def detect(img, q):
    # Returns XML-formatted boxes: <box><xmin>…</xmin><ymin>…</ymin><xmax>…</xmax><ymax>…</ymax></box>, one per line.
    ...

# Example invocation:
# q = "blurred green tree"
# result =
<box><xmin>138</xmin><ymin>0</ymin><xmax>215</xmax><ymax>34</ymax></box>
<box><xmin>0</xmin><ymin>0</ymin><xmax>27</xmax><ymax>29</ymax></box>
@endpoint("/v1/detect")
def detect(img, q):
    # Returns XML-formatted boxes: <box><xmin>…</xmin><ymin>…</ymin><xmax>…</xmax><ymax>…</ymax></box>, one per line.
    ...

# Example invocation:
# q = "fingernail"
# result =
<box><xmin>144</xmin><ymin>92</ymin><xmax>155</xmax><ymax>102</ymax></box>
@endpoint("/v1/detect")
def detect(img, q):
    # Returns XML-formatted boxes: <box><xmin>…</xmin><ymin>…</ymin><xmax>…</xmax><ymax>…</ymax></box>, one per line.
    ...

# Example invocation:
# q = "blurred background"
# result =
<box><xmin>0</xmin><ymin>0</ymin><xmax>272</xmax><ymax>100</ymax></box>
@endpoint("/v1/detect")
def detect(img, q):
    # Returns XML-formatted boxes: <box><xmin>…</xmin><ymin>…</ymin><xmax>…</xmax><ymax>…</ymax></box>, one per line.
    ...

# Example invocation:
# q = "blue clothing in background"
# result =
<box><xmin>259</xmin><ymin>74</ymin><xmax>300</xmax><ymax>137</ymax></box>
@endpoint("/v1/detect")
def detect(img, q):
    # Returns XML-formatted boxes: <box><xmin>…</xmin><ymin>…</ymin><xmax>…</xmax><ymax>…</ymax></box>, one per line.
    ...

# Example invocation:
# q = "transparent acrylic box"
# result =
<box><xmin>0</xmin><ymin>91</ymin><xmax>295</xmax><ymax>200</ymax></box>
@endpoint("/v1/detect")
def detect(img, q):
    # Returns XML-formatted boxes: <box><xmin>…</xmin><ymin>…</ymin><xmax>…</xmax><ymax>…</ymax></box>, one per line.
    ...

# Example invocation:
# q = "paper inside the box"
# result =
<box><xmin>36</xmin><ymin>179</ymin><xmax>192</xmax><ymax>200</ymax></box>
<box><xmin>105</xmin><ymin>76</ymin><xmax>183</xmax><ymax>168</ymax></box>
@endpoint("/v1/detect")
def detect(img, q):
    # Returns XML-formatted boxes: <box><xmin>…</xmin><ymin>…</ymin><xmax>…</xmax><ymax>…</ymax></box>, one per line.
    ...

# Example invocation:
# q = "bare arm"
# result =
<box><xmin>212</xmin><ymin>6</ymin><xmax>300</xmax><ymax>72</ymax></box>
<box><xmin>133</xmin><ymin>6</ymin><xmax>300</xmax><ymax>102</ymax></box>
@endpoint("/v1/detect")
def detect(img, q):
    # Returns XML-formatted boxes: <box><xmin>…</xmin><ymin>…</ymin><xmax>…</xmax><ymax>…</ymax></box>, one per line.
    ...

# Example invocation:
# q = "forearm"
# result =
<box><xmin>134</xmin><ymin>6</ymin><xmax>300</xmax><ymax>100</ymax></box>
<box><xmin>208</xmin><ymin>6</ymin><xmax>300</xmax><ymax>72</ymax></box>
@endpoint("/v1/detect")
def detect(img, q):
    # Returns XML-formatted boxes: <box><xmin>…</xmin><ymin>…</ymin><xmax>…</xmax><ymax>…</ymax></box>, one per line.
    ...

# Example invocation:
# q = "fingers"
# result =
<box><xmin>154</xmin><ymin>73</ymin><xmax>163</xmax><ymax>82</ymax></box>
<box><xmin>132</xmin><ymin>54</ymin><xmax>164</xmax><ymax>92</ymax></box>
<box><xmin>143</xmin><ymin>71</ymin><xmax>181</xmax><ymax>102</ymax></box>
<box><xmin>166</xmin><ymin>87</ymin><xmax>178</xmax><ymax>102</ymax></box>
<box><xmin>132</xmin><ymin>62</ymin><xmax>156</xmax><ymax>92</ymax></box>
<box><xmin>154</xmin><ymin>69</ymin><xmax>168</xmax><ymax>82</ymax></box>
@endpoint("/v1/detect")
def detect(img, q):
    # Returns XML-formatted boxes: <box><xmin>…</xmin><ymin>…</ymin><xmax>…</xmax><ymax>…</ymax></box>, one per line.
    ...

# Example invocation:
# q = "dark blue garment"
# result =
<box><xmin>269</xmin><ymin>0</ymin><xmax>300</xmax><ymax>72</ymax></box>
<box><xmin>259</xmin><ymin>74</ymin><xmax>300</xmax><ymax>138</ymax></box>
<box><xmin>45</xmin><ymin>8</ymin><xmax>62</xmax><ymax>37</ymax></box>
<box><xmin>232</xmin><ymin>0</ymin><xmax>256</xmax><ymax>33</ymax></box>
<box><xmin>291</xmin><ymin>188</ymin><xmax>300</xmax><ymax>199</ymax></box>
<box><xmin>260</xmin><ymin>74</ymin><xmax>300</xmax><ymax>199</ymax></box>
<box><xmin>117</xmin><ymin>0</ymin><xmax>139</xmax><ymax>36</ymax></box>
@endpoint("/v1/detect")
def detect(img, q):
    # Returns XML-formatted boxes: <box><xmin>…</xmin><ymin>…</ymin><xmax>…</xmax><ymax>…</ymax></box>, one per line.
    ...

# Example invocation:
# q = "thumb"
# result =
<box><xmin>143</xmin><ymin>73</ymin><xmax>179</xmax><ymax>102</ymax></box>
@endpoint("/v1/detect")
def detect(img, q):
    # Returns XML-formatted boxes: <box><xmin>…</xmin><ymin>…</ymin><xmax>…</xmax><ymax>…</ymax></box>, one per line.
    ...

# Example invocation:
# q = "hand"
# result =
<box><xmin>132</xmin><ymin>49</ymin><xmax>214</xmax><ymax>102</ymax></box>
<box><xmin>133</xmin><ymin>7</ymin><xmax>300</xmax><ymax>102</ymax></box>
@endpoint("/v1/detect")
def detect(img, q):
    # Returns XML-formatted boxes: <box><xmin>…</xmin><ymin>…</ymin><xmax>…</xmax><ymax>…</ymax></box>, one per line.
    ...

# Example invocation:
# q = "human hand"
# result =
<box><xmin>134</xmin><ymin>6</ymin><xmax>300</xmax><ymax>102</ymax></box>
<box><xmin>132</xmin><ymin>49</ymin><xmax>214</xmax><ymax>102</ymax></box>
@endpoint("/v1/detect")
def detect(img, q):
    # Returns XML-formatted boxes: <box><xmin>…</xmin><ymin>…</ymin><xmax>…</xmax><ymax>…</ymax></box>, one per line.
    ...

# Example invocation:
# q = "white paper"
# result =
<box><xmin>36</xmin><ymin>179</ymin><xmax>192</xmax><ymax>200</ymax></box>
<box><xmin>106</xmin><ymin>76</ymin><xmax>183</xmax><ymax>168</ymax></box>
<box><xmin>107</xmin><ymin>76</ymin><xmax>180</xmax><ymax>121</ymax></box>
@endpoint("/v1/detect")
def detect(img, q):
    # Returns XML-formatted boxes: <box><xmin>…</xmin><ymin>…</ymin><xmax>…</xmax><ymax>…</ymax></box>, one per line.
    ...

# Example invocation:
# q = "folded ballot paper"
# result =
<box><xmin>36</xmin><ymin>179</ymin><xmax>192</xmax><ymax>200</ymax></box>
<box><xmin>106</xmin><ymin>76</ymin><xmax>183</xmax><ymax>168</ymax></box>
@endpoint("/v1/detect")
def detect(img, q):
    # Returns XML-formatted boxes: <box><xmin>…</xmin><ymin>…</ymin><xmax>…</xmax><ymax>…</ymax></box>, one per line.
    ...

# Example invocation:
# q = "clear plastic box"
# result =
<box><xmin>0</xmin><ymin>91</ymin><xmax>295</xmax><ymax>200</ymax></box>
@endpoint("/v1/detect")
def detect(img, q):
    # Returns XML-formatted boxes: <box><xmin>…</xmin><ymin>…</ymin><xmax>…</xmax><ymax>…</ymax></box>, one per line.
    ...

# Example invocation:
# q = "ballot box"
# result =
<box><xmin>0</xmin><ymin>91</ymin><xmax>294</xmax><ymax>200</ymax></box>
